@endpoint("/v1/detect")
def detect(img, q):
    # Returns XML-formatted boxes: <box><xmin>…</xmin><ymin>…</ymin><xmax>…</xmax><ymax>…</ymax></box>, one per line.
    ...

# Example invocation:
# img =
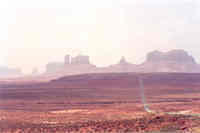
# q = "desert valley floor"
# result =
<box><xmin>0</xmin><ymin>72</ymin><xmax>200</xmax><ymax>133</ymax></box>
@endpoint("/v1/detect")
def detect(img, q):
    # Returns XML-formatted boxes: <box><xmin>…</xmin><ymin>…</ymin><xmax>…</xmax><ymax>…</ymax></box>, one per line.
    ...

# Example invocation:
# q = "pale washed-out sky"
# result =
<box><xmin>0</xmin><ymin>0</ymin><xmax>200</xmax><ymax>73</ymax></box>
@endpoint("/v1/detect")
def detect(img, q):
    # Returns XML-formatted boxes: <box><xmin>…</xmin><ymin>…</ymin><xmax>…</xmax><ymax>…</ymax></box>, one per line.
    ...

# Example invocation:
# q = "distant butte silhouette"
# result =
<box><xmin>45</xmin><ymin>49</ymin><xmax>200</xmax><ymax>77</ymax></box>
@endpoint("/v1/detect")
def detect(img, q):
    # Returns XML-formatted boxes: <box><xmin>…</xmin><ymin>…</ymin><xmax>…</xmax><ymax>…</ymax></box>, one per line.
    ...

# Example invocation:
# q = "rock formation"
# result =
<box><xmin>64</xmin><ymin>55</ymin><xmax>70</xmax><ymax>65</ymax></box>
<box><xmin>119</xmin><ymin>56</ymin><xmax>129</xmax><ymax>65</ymax></box>
<box><xmin>143</xmin><ymin>49</ymin><xmax>199</xmax><ymax>72</ymax></box>
<box><xmin>147</xmin><ymin>50</ymin><xmax>196</xmax><ymax>64</ymax></box>
<box><xmin>46</xmin><ymin>55</ymin><xmax>96</xmax><ymax>75</ymax></box>
<box><xmin>45</xmin><ymin>49</ymin><xmax>200</xmax><ymax>78</ymax></box>
<box><xmin>71</xmin><ymin>55</ymin><xmax>90</xmax><ymax>65</ymax></box>
<box><xmin>107</xmin><ymin>57</ymin><xmax>136</xmax><ymax>73</ymax></box>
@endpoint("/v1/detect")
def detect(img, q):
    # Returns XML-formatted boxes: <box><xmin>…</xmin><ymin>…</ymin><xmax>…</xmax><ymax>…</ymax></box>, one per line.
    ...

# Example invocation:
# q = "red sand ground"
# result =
<box><xmin>0</xmin><ymin>72</ymin><xmax>200</xmax><ymax>132</ymax></box>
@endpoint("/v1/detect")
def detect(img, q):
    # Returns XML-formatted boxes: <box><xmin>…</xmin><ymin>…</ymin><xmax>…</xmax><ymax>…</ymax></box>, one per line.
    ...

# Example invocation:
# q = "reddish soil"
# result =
<box><xmin>0</xmin><ymin>72</ymin><xmax>200</xmax><ymax>132</ymax></box>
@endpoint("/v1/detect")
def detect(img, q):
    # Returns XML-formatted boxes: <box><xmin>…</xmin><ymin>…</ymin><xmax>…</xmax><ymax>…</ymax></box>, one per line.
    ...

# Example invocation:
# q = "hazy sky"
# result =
<box><xmin>0</xmin><ymin>0</ymin><xmax>200</xmax><ymax>73</ymax></box>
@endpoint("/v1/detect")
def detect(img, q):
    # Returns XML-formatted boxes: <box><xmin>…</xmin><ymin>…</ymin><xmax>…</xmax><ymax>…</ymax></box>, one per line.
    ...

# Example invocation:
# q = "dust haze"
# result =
<box><xmin>1</xmin><ymin>0</ymin><xmax>200</xmax><ymax>133</ymax></box>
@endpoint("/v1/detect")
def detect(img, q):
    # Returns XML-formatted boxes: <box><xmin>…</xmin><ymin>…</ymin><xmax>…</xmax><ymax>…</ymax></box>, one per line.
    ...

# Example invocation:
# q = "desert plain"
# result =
<box><xmin>0</xmin><ymin>72</ymin><xmax>200</xmax><ymax>133</ymax></box>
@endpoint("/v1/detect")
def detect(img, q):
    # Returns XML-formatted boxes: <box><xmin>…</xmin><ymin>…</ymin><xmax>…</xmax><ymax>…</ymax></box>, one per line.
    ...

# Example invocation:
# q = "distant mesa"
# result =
<box><xmin>43</xmin><ymin>49</ymin><xmax>200</xmax><ymax>78</ymax></box>
<box><xmin>146</xmin><ymin>50</ymin><xmax>196</xmax><ymax>64</ymax></box>
<box><xmin>2</xmin><ymin>49</ymin><xmax>199</xmax><ymax>80</ymax></box>
<box><xmin>71</xmin><ymin>55</ymin><xmax>90</xmax><ymax>65</ymax></box>
<box><xmin>46</xmin><ymin>54</ymin><xmax>96</xmax><ymax>75</ymax></box>
<box><xmin>143</xmin><ymin>49</ymin><xmax>198</xmax><ymax>72</ymax></box>
<box><xmin>64</xmin><ymin>54</ymin><xmax>91</xmax><ymax>65</ymax></box>
<box><xmin>45</xmin><ymin>55</ymin><xmax>137</xmax><ymax>76</ymax></box>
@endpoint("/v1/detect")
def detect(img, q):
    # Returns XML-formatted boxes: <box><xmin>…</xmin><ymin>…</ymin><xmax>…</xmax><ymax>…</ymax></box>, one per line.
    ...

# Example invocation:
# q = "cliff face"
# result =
<box><xmin>45</xmin><ymin>49</ymin><xmax>200</xmax><ymax>78</ymax></box>
<box><xmin>45</xmin><ymin>55</ymin><xmax>96</xmax><ymax>76</ymax></box>
<box><xmin>142</xmin><ymin>50</ymin><xmax>199</xmax><ymax>72</ymax></box>
<box><xmin>45</xmin><ymin>56</ymin><xmax>136</xmax><ymax>76</ymax></box>
<box><xmin>147</xmin><ymin>50</ymin><xmax>196</xmax><ymax>64</ymax></box>
<box><xmin>71</xmin><ymin>55</ymin><xmax>90</xmax><ymax>65</ymax></box>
